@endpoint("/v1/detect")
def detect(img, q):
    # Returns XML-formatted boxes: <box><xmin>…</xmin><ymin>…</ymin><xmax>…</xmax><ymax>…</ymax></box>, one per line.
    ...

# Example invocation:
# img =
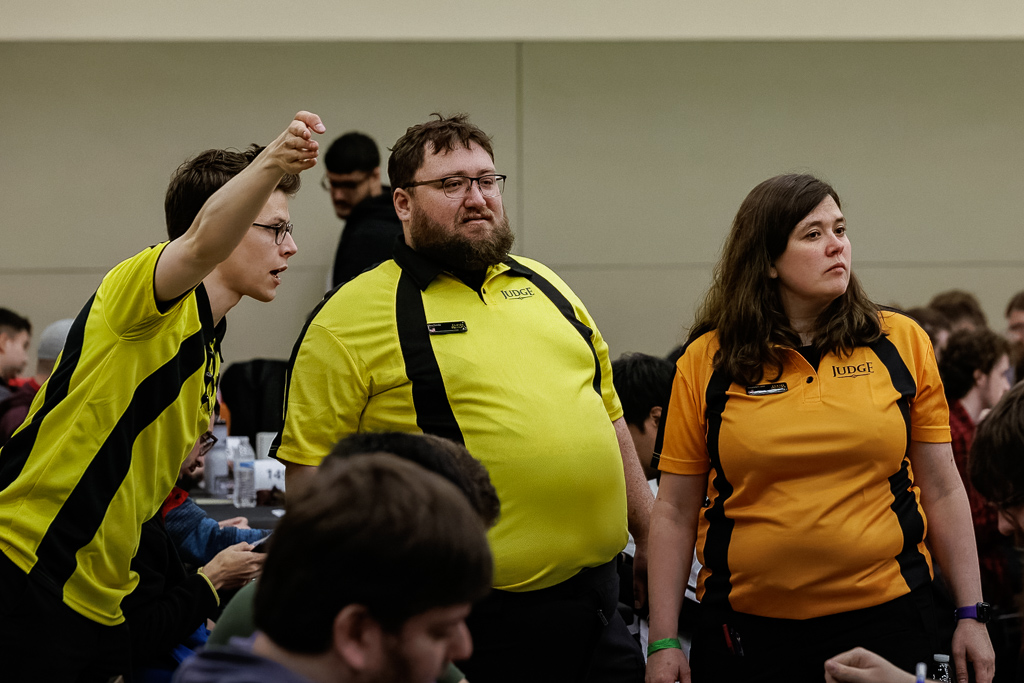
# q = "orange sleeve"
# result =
<box><xmin>658</xmin><ymin>334</ymin><xmax>714</xmax><ymax>476</ymax></box>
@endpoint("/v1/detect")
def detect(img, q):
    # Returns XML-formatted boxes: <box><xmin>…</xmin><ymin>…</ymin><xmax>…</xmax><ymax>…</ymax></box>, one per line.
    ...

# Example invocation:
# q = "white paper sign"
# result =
<box><xmin>254</xmin><ymin>459</ymin><xmax>286</xmax><ymax>491</ymax></box>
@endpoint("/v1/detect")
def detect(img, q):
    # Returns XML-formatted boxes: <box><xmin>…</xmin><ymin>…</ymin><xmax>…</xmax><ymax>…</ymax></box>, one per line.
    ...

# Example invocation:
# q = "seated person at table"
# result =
<box><xmin>123</xmin><ymin>431</ymin><xmax>266</xmax><ymax>681</ymax></box>
<box><xmin>163</xmin><ymin>416</ymin><xmax>270</xmax><ymax>566</ymax></box>
<box><xmin>173</xmin><ymin>453</ymin><xmax>493</xmax><ymax>683</ymax></box>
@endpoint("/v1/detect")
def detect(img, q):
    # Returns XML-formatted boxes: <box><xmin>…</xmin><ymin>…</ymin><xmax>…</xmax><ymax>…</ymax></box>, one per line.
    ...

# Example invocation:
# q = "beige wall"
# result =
<box><xmin>6</xmin><ymin>1</ymin><xmax>1024</xmax><ymax>40</ymax></box>
<box><xmin>2</xmin><ymin>41</ymin><xmax>1022</xmax><ymax>371</ymax></box>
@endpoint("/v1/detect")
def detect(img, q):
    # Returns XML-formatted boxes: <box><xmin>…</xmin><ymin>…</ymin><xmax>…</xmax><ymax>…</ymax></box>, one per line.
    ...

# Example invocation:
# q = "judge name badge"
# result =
<box><xmin>427</xmin><ymin>321</ymin><xmax>468</xmax><ymax>335</ymax></box>
<box><xmin>746</xmin><ymin>382</ymin><xmax>788</xmax><ymax>396</ymax></box>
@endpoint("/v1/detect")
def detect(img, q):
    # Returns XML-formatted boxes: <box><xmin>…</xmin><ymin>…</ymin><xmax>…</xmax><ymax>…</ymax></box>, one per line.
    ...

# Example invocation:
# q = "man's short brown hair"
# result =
<box><xmin>387</xmin><ymin>113</ymin><xmax>494</xmax><ymax>192</ymax></box>
<box><xmin>1006</xmin><ymin>291</ymin><xmax>1024</xmax><ymax>318</ymax></box>
<box><xmin>254</xmin><ymin>454</ymin><xmax>493</xmax><ymax>654</ymax></box>
<box><xmin>928</xmin><ymin>289</ymin><xmax>988</xmax><ymax>330</ymax></box>
<box><xmin>938</xmin><ymin>328</ymin><xmax>1010</xmax><ymax>402</ymax></box>
<box><xmin>164</xmin><ymin>144</ymin><xmax>301</xmax><ymax>241</ymax></box>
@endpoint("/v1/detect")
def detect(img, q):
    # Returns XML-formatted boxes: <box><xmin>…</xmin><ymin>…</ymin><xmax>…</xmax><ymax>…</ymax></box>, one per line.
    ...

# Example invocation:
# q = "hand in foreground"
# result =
<box><xmin>262</xmin><ymin>111</ymin><xmax>326</xmax><ymax>175</ymax></box>
<box><xmin>824</xmin><ymin>648</ymin><xmax>914</xmax><ymax>683</ymax></box>
<box><xmin>201</xmin><ymin>541</ymin><xmax>265</xmax><ymax>591</ymax></box>
<box><xmin>952</xmin><ymin>619</ymin><xmax>995</xmax><ymax>683</ymax></box>
<box><xmin>218</xmin><ymin>516</ymin><xmax>251</xmax><ymax>529</ymax></box>
<box><xmin>646</xmin><ymin>646</ymin><xmax>690</xmax><ymax>683</ymax></box>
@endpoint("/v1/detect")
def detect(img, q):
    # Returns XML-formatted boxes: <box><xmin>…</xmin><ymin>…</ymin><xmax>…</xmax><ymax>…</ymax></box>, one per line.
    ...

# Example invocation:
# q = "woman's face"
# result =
<box><xmin>770</xmin><ymin>195</ymin><xmax>851</xmax><ymax>320</ymax></box>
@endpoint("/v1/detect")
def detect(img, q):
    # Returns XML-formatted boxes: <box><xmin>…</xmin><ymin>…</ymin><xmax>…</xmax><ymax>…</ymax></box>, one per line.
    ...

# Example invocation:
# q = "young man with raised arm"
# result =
<box><xmin>0</xmin><ymin>111</ymin><xmax>324</xmax><ymax>681</ymax></box>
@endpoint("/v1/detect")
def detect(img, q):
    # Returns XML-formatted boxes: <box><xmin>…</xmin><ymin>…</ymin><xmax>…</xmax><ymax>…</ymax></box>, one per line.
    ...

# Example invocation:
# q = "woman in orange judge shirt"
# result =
<box><xmin>646</xmin><ymin>174</ymin><xmax>994</xmax><ymax>683</ymax></box>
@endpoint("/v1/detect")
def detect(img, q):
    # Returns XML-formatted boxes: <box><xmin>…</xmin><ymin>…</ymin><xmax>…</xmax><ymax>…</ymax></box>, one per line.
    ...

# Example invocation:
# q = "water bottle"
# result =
<box><xmin>233</xmin><ymin>438</ymin><xmax>257</xmax><ymax>508</ymax></box>
<box><xmin>933</xmin><ymin>654</ymin><xmax>952</xmax><ymax>682</ymax></box>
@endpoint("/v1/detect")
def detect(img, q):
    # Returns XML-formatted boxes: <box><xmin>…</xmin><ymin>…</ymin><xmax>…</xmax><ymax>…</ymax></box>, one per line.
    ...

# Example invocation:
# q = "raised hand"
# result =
<box><xmin>262</xmin><ymin>111</ymin><xmax>326</xmax><ymax>174</ymax></box>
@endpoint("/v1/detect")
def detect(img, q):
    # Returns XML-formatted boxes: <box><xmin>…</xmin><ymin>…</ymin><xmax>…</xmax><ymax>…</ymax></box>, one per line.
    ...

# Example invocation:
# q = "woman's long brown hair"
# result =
<box><xmin>687</xmin><ymin>174</ymin><xmax>882</xmax><ymax>386</ymax></box>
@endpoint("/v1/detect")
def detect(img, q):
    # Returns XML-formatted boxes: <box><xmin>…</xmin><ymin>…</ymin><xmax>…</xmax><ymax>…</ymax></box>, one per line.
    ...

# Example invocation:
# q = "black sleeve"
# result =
<box><xmin>123</xmin><ymin>516</ymin><xmax>219</xmax><ymax>668</ymax></box>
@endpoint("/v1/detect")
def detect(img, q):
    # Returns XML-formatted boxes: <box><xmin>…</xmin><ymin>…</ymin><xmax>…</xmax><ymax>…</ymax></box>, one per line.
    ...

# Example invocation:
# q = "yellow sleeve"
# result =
<box><xmin>274</xmin><ymin>323</ymin><xmax>369</xmax><ymax>467</ymax></box>
<box><xmin>97</xmin><ymin>243</ymin><xmax>177</xmax><ymax>338</ymax></box>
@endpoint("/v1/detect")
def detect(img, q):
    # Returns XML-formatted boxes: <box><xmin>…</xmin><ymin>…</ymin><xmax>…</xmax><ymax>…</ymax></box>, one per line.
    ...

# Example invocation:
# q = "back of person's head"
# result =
<box><xmin>0</xmin><ymin>308</ymin><xmax>31</xmax><ymax>338</ymax></box>
<box><xmin>164</xmin><ymin>144</ymin><xmax>301</xmax><ymax>241</ymax></box>
<box><xmin>970</xmin><ymin>382</ymin><xmax>1024</xmax><ymax>509</ymax></box>
<box><xmin>612</xmin><ymin>353</ymin><xmax>675</xmax><ymax>428</ymax></box>
<box><xmin>254</xmin><ymin>454</ymin><xmax>493</xmax><ymax>654</ymax></box>
<box><xmin>929</xmin><ymin>289</ymin><xmax>987</xmax><ymax>331</ymax></box>
<box><xmin>328</xmin><ymin>431</ymin><xmax>500</xmax><ymax>528</ymax></box>
<box><xmin>938</xmin><ymin>328</ymin><xmax>1010</xmax><ymax>401</ymax></box>
<box><xmin>905</xmin><ymin>306</ymin><xmax>951</xmax><ymax>347</ymax></box>
<box><xmin>388</xmin><ymin>113</ymin><xmax>494</xmax><ymax>192</ymax></box>
<box><xmin>324</xmin><ymin>132</ymin><xmax>380</xmax><ymax>175</ymax></box>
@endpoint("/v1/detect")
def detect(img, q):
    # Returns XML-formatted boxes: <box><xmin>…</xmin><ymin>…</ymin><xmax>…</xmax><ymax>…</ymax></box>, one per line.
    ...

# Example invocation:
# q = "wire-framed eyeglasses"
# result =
<box><xmin>402</xmin><ymin>174</ymin><xmax>506</xmax><ymax>199</ymax></box>
<box><xmin>252</xmin><ymin>222</ymin><xmax>294</xmax><ymax>245</ymax></box>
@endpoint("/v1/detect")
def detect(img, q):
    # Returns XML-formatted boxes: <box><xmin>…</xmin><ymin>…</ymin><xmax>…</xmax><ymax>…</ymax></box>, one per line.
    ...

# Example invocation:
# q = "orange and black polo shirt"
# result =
<box><xmin>658</xmin><ymin>310</ymin><xmax>949</xmax><ymax>619</ymax></box>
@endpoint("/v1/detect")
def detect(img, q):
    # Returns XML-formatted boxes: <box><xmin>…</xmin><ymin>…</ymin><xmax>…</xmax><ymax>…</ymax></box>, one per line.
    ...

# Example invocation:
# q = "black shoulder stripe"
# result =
<box><xmin>868</xmin><ymin>335</ymin><xmax>915</xmax><ymax>451</ymax></box>
<box><xmin>699</xmin><ymin>368</ymin><xmax>736</xmax><ymax>611</ymax></box>
<box><xmin>506</xmin><ymin>258</ymin><xmax>602</xmax><ymax>397</ymax></box>
<box><xmin>869</xmin><ymin>335</ymin><xmax>930</xmax><ymax>589</ymax></box>
<box><xmin>32</xmin><ymin>329</ymin><xmax>208</xmax><ymax>589</ymax></box>
<box><xmin>0</xmin><ymin>296</ymin><xmax>92</xmax><ymax>492</ymax></box>
<box><xmin>395</xmin><ymin>272</ymin><xmax>465</xmax><ymax>444</ymax></box>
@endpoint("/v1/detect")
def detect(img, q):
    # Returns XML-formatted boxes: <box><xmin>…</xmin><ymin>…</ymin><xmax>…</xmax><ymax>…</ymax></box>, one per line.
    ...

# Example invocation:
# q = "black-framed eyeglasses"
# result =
<box><xmin>320</xmin><ymin>173</ymin><xmax>372</xmax><ymax>192</ymax></box>
<box><xmin>402</xmin><ymin>174</ymin><xmax>506</xmax><ymax>199</ymax></box>
<box><xmin>198</xmin><ymin>431</ymin><xmax>218</xmax><ymax>458</ymax></box>
<box><xmin>252</xmin><ymin>222</ymin><xmax>294</xmax><ymax>245</ymax></box>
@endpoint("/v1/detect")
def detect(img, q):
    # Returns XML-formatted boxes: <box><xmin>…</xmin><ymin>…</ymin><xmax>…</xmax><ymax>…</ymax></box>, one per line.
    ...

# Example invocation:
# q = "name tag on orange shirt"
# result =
<box><xmin>746</xmin><ymin>382</ymin><xmax>788</xmax><ymax>396</ymax></box>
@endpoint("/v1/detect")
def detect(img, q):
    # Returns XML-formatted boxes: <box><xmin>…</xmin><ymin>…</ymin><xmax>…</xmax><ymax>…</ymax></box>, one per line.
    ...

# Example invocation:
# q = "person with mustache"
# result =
<box><xmin>273</xmin><ymin>113</ymin><xmax>651</xmax><ymax>683</ymax></box>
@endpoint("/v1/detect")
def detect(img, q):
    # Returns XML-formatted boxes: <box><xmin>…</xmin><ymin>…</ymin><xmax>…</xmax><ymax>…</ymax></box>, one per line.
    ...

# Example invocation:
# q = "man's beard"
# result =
<box><xmin>410</xmin><ymin>205</ymin><xmax>514</xmax><ymax>271</ymax></box>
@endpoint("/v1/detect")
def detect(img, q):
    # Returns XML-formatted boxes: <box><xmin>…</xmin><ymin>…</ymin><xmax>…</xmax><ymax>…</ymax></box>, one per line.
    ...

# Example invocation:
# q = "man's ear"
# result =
<box><xmin>974</xmin><ymin>368</ymin><xmax>986</xmax><ymax>388</ymax></box>
<box><xmin>650</xmin><ymin>405</ymin><xmax>663</xmax><ymax>428</ymax></box>
<box><xmin>393</xmin><ymin>188</ymin><xmax>413</xmax><ymax>222</ymax></box>
<box><xmin>332</xmin><ymin>604</ymin><xmax>383</xmax><ymax>671</ymax></box>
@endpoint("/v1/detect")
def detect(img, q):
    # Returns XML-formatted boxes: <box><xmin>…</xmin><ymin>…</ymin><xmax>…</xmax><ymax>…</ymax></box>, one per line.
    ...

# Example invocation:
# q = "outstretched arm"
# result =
<box><xmin>154</xmin><ymin>111</ymin><xmax>325</xmax><ymax>303</ymax></box>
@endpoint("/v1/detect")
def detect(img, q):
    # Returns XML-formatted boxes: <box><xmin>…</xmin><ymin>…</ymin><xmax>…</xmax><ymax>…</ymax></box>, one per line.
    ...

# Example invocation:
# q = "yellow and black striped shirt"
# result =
<box><xmin>0</xmin><ymin>243</ymin><xmax>221</xmax><ymax>625</ymax></box>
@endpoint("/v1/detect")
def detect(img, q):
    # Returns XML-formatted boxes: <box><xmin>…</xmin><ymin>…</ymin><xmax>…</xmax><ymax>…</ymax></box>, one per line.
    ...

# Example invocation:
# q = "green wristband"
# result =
<box><xmin>647</xmin><ymin>637</ymin><xmax>682</xmax><ymax>657</ymax></box>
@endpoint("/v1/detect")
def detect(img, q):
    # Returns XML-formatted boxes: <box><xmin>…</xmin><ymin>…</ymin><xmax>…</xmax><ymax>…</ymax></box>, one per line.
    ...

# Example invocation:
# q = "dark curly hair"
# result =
<box><xmin>970</xmin><ymin>382</ymin><xmax>1024</xmax><ymax>508</ymax></box>
<box><xmin>937</xmin><ymin>328</ymin><xmax>1010</xmax><ymax>402</ymax></box>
